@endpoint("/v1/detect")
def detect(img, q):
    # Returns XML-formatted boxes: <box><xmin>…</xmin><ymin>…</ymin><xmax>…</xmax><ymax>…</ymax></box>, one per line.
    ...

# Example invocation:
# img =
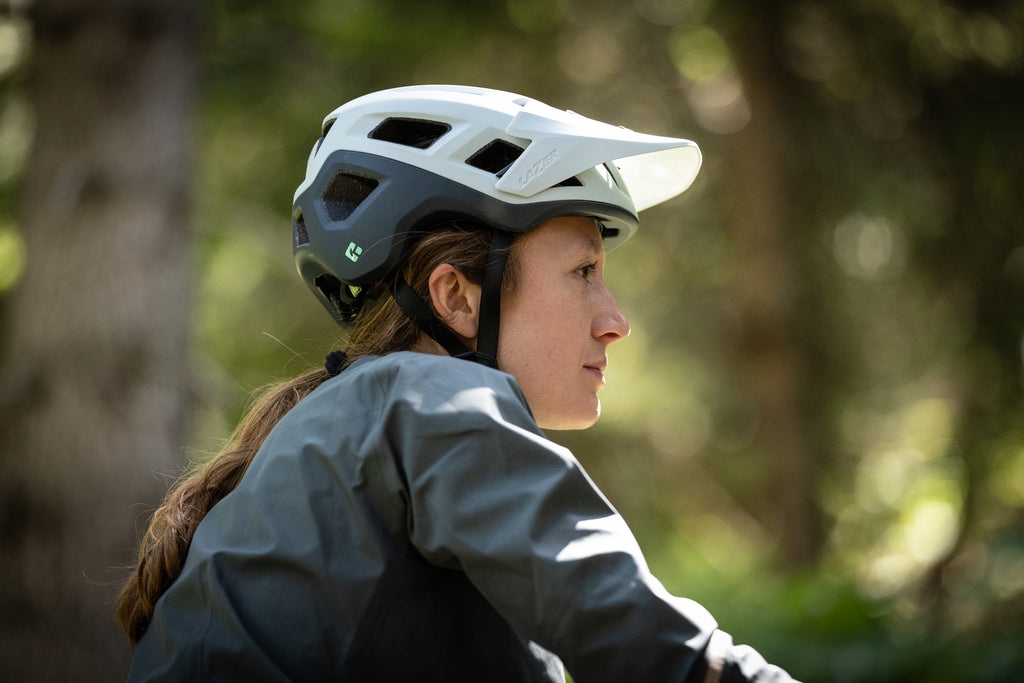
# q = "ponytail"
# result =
<box><xmin>115</xmin><ymin>367</ymin><xmax>331</xmax><ymax>645</ymax></box>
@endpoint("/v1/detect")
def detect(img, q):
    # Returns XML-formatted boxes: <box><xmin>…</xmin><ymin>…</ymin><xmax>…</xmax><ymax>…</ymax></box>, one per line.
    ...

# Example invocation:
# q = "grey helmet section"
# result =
<box><xmin>292</xmin><ymin>84</ymin><xmax>702</xmax><ymax>326</ymax></box>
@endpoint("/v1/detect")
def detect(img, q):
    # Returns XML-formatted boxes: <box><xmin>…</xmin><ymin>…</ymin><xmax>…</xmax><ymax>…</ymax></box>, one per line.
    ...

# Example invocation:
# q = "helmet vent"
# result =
<box><xmin>554</xmin><ymin>176</ymin><xmax>583</xmax><ymax>187</ymax></box>
<box><xmin>466</xmin><ymin>139</ymin><xmax>525</xmax><ymax>176</ymax></box>
<box><xmin>320</xmin><ymin>172</ymin><xmax>379</xmax><ymax>221</ymax></box>
<box><xmin>293</xmin><ymin>211</ymin><xmax>310</xmax><ymax>248</ymax></box>
<box><xmin>369</xmin><ymin>117</ymin><xmax>451</xmax><ymax>149</ymax></box>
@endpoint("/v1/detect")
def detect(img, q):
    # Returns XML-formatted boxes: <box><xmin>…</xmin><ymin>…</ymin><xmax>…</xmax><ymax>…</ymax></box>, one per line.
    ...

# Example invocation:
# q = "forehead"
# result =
<box><xmin>517</xmin><ymin>216</ymin><xmax>604</xmax><ymax>259</ymax></box>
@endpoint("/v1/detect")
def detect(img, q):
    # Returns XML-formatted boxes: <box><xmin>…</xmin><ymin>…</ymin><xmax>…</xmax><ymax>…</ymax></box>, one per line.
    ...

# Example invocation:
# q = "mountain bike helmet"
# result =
<box><xmin>292</xmin><ymin>84</ymin><xmax>701</xmax><ymax>367</ymax></box>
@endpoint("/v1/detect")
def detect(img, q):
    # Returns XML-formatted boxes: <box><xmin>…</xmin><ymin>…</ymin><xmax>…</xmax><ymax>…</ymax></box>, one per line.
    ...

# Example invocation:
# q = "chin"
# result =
<box><xmin>538</xmin><ymin>401</ymin><xmax>601</xmax><ymax>432</ymax></box>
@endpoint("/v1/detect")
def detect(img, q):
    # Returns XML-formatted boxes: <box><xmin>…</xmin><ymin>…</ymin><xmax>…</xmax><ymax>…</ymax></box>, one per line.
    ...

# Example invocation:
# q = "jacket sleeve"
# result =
<box><xmin>385</xmin><ymin>367</ymin><xmax>798</xmax><ymax>683</ymax></box>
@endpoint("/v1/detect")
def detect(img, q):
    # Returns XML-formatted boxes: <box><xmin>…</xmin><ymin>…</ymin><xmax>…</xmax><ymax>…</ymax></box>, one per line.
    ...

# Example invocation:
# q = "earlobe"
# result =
<box><xmin>427</xmin><ymin>264</ymin><xmax>481</xmax><ymax>342</ymax></box>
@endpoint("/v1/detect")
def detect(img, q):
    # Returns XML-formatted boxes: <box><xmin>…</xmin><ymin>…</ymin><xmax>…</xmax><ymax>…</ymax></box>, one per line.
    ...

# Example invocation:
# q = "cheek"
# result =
<box><xmin>504</xmin><ymin>347</ymin><xmax>556</xmax><ymax>389</ymax></box>
<box><xmin>497</xmin><ymin>277</ymin><xmax>588</xmax><ymax>383</ymax></box>
<box><xmin>500</xmin><ymin>349</ymin><xmax>562</xmax><ymax>410</ymax></box>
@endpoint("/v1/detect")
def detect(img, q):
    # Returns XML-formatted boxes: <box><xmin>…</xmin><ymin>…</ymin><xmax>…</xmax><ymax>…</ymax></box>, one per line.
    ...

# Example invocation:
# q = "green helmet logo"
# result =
<box><xmin>345</xmin><ymin>242</ymin><xmax>363</xmax><ymax>263</ymax></box>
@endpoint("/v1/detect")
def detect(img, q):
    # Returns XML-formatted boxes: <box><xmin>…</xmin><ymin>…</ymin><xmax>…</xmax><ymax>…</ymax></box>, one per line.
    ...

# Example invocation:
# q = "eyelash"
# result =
<box><xmin>577</xmin><ymin>262</ymin><xmax>598</xmax><ymax>280</ymax></box>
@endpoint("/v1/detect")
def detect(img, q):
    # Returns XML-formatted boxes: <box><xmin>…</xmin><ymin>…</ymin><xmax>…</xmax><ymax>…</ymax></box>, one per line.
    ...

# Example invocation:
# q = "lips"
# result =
<box><xmin>584</xmin><ymin>358</ymin><xmax>608</xmax><ymax>385</ymax></box>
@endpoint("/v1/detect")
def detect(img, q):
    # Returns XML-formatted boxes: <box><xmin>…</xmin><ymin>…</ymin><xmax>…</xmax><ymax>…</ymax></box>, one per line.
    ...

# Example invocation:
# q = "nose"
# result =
<box><xmin>594</xmin><ymin>285</ymin><xmax>630</xmax><ymax>345</ymax></box>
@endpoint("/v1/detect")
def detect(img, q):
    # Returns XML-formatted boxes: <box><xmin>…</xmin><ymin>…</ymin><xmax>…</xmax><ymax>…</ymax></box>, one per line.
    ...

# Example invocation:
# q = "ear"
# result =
<box><xmin>427</xmin><ymin>264</ymin><xmax>481</xmax><ymax>342</ymax></box>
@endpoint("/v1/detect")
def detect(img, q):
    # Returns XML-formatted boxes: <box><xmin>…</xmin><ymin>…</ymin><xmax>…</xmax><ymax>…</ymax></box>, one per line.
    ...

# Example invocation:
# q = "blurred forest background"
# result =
<box><xmin>1</xmin><ymin>0</ymin><xmax>1022</xmax><ymax>680</ymax></box>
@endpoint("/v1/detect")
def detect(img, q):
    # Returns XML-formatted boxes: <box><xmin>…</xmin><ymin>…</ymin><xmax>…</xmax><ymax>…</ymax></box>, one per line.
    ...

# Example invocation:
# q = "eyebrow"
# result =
<box><xmin>581</xmin><ymin>233</ymin><xmax>604</xmax><ymax>258</ymax></box>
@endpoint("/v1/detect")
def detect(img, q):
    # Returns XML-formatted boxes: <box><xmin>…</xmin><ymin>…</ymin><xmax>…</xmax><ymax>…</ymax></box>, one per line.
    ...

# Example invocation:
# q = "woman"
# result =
<box><xmin>118</xmin><ymin>85</ymin><xmax>797</xmax><ymax>682</ymax></box>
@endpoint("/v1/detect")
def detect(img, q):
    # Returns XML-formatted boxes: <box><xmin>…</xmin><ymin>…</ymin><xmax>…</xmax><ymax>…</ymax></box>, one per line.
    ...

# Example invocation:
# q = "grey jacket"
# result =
<box><xmin>129</xmin><ymin>352</ymin><xmax>795</xmax><ymax>682</ymax></box>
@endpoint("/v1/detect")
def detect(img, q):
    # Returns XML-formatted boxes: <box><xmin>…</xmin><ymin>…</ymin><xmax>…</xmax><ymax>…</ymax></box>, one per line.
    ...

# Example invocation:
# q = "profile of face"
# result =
<box><xmin>427</xmin><ymin>215</ymin><xmax>630</xmax><ymax>430</ymax></box>
<box><xmin>496</xmin><ymin>216</ymin><xmax>630</xmax><ymax>430</ymax></box>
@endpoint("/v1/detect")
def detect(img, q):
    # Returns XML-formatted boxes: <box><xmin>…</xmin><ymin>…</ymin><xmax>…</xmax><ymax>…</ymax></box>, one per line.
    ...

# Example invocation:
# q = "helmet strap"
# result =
<box><xmin>393</xmin><ymin>274</ymin><xmax>472</xmax><ymax>358</ymax></box>
<box><xmin>470</xmin><ymin>229</ymin><xmax>513</xmax><ymax>368</ymax></box>
<box><xmin>392</xmin><ymin>229</ymin><xmax>512</xmax><ymax>370</ymax></box>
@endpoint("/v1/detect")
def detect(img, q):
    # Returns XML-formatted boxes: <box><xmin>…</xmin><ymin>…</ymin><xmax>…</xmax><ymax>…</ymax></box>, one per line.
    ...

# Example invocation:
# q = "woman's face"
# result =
<box><xmin>497</xmin><ymin>216</ymin><xmax>630</xmax><ymax>430</ymax></box>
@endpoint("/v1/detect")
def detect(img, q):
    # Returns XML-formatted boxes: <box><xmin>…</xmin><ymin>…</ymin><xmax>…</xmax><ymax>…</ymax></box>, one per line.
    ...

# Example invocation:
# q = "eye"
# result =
<box><xmin>576</xmin><ymin>262</ymin><xmax>598</xmax><ymax>280</ymax></box>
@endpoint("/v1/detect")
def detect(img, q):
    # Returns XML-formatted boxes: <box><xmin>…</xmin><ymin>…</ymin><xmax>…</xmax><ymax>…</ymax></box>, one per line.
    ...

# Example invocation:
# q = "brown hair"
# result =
<box><xmin>115</xmin><ymin>222</ymin><xmax>517</xmax><ymax>645</ymax></box>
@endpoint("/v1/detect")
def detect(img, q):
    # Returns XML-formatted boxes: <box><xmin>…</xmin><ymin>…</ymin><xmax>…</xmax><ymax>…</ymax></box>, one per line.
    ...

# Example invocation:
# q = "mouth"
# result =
<box><xmin>584</xmin><ymin>360</ymin><xmax>608</xmax><ymax>385</ymax></box>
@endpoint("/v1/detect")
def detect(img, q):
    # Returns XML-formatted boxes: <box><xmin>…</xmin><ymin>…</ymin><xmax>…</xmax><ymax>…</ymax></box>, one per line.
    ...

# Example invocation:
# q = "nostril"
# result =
<box><xmin>598</xmin><ymin>310</ymin><xmax>630</xmax><ymax>344</ymax></box>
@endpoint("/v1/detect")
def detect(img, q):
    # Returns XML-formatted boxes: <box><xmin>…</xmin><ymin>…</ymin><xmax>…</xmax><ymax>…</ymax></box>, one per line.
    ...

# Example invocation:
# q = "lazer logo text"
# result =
<box><xmin>517</xmin><ymin>148</ymin><xmax>560</xmax><ymax>189</ymax></box>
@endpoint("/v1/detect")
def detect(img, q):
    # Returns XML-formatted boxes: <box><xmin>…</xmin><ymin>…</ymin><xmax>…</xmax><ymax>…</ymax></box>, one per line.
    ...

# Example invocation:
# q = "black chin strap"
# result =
<box><xmin>472</xmin><ymin>229</ymin><xmax>513</xmax><ymax>366</ymax></box>
<box><xmin>393</xmin><ymin>229</ymin><xmax>512</xmax><ymax>369</ymax></box>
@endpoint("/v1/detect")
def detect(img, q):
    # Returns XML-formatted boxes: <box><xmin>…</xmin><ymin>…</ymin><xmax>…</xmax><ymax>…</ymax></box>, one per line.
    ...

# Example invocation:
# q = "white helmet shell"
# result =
<box><xmin>292</xmin><ymin>84</ymin><xmax>701</xmax><ymax>324</ymax></box>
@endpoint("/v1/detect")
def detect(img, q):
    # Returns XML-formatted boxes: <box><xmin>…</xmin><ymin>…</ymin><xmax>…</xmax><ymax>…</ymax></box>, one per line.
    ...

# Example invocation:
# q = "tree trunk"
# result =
<box><xmin>722</xmin><ymin>9</ymin><xmax>826</xmax><ymax>569</ymax></box>
<box><xmin>0</xmin><ymin>0</ymin><xmax>196</xmax><ymax>678</ymax></box>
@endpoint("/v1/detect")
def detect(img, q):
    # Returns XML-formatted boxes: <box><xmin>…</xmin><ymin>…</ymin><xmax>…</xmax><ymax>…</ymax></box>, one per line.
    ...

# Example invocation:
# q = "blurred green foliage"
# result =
<box><xmin>2</xmin><ymin>0</ymin><xmax>1022</xmax><ymax>680</ymax></box>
